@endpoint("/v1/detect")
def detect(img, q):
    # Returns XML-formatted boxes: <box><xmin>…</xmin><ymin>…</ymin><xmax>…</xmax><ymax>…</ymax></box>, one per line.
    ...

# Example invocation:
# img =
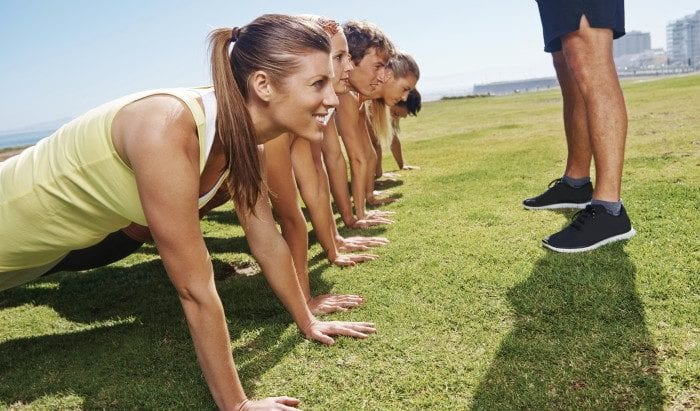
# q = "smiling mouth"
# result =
<box><xmin>314</xmin><ymin>108</ymin><xmax>335</xmax><ymax>126</ymax></box>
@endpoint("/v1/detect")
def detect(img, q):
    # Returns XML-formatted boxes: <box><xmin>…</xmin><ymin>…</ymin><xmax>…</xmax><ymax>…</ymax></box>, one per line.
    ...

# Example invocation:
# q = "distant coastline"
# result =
<box><xmin>0</xmin><ymin>129</ymin><xmax>55</xmax><ymax>150</ymax></box>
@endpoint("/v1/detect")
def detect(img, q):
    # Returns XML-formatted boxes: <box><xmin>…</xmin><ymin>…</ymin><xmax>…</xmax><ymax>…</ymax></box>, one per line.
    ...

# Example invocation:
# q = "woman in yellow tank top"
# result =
<box><xmin>0</xmin><ymin>14</ymin><xmax>376</xmax><ymax>410</ymax></box>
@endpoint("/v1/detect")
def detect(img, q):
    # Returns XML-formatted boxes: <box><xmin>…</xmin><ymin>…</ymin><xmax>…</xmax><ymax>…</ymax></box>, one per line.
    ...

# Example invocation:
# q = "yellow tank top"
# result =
<box><xmin>0</xmin><ymin>87</ymin><xmax>225</xmax><ymax>275</ymax></box>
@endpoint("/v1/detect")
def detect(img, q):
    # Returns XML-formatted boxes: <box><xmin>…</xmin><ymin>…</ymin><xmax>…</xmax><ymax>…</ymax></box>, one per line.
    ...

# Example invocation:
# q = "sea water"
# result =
<box><xmin>0</xmin><ymin>129</ymin><xmax>55</xmax><ymax>149</ymax></box>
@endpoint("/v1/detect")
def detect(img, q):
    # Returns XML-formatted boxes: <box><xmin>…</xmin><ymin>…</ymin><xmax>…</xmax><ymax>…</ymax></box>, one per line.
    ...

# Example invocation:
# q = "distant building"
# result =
<box><xmin>615</xmin><ymin>48</ymin><xmax>668</xmax><ymax>71</ymax></box>
<box><xmin>614</xmin><ymin>31</ymin><xmax>651</xmax><ymax>57</ymax></box>
<box><xmin>666</xmin><ymin>10</ymin><xmax>700</xmax><ymax>67</ymax></box>
<box><xmin>473</xmin><ymin>77</ymin><xmax>558</xmax><ymax>95</ymax></box>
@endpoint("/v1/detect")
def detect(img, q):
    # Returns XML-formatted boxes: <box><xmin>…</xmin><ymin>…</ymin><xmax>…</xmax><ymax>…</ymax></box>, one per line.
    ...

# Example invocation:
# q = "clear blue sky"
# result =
<box><xmin>1</xmin><ymin>0</ymin><xmax>698</xmax><ymax>132</ymax></box>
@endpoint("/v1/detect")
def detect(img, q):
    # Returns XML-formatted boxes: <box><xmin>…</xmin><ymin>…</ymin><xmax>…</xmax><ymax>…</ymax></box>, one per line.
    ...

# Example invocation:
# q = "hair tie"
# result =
<box><xmin>231</xmin><ymin>27</ymin><xmax>241</xmax><ymax>42</ymax></box>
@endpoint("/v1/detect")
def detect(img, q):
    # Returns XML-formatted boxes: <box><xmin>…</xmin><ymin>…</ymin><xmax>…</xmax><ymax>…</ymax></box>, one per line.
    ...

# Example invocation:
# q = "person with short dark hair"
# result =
<box><xmin>323</xmin><ymin>20</ymin><xmax>397</xmax><ymax>226</ymax></box>
<box><xmin>389</xmin><ymin>88</ymin><xmax>422</xmax><ymax>171</ymax></box>
<box><xmin>524</xmin><ymin>0</ymin><xmax>636</xmax><ymax>252</ymax></box>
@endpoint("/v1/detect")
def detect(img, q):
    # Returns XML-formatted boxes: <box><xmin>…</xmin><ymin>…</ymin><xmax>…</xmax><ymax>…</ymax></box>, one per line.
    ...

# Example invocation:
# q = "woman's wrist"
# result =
<box><xmin>234</xmin><ymin>398</ymin><xmax>251</xmax><ymax>411</ymax></box>
<box><xmin>341</xmin><ymin>210</ymin><xmax>355</xmax><ymax>226</ymax></box>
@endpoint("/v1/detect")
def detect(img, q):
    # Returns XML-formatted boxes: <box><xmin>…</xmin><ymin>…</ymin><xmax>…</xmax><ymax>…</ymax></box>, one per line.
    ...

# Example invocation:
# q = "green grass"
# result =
<box><xmin>1</xmin><ymin>74</ymin><xmax>698</xmax><ymax>410</ymax></box>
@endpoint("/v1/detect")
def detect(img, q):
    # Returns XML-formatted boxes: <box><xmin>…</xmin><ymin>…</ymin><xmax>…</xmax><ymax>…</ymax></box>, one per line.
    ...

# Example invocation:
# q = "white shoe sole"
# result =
<box><xmin>523</xmin><ymin>201</ymin><xmax>590</xmax><ymax>210</ymax></box>
<box><xmin>543</xmin><ymin>227</ymin><xmax>637</xmax><ymax>253</ymax></box>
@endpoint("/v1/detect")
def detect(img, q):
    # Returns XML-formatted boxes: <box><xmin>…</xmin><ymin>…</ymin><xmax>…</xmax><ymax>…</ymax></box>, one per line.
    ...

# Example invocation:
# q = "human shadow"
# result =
<box><xmin>0</xmin><ymin>255</ymin><xmax>311</xmax><ymax>408</ymax></box>
<box><xmin>203</xmin><ymin>235</ymin><xmax>251</xmax><ymax>255</ymax></box>
<box><xmin>471</xmin><ymin>242</ymin><xmax>665</xmax><ymax>409</ymax></box>
<box><xmin>203</xmin><ymin>208</ymin><xmax>241</xmax><ymax>226</ymax></box>
<box><xmin>368</xmin><ymin>192</ymin><xmax>404</xmax><ymax>205</ymax></box>
<box><xmin>374</xmin><ymin>179</ymin><xmax>404</xmax><ymax>190</ymax></box>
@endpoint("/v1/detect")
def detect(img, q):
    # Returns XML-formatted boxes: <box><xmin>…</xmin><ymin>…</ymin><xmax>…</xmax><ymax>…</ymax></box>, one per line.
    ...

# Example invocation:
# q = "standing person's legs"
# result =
<box><xmin>543</xmin><ymin>14</ymin><xmax>634</xmax><ymax>252</ymax></box>
<box><xmin>522</xmin><ymin>53</ymin><xmax>595</xmax><ymax>210</ymax></box>
<box><xmin>561</xmin><ymin>15</ymin><xmax>627</xmax><ymax>203</ymax></box>
<box><xmin>552</xmin><ymin>51</ymin><xmax>592</xmax><ymax>180</ymax></box>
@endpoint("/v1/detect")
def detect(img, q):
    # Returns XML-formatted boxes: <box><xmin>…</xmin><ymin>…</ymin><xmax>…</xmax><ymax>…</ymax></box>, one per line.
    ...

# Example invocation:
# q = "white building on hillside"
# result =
<box><xmin>666</xmin><ymin>10</ymin><xmax>700</xmax><ymax>67</ymax></box>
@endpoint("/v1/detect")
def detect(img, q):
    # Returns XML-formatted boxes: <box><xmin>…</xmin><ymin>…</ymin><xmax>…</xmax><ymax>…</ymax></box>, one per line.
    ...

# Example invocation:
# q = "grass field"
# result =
<box><xmin>1</xmin><ymin>74</ymin><xmax>698</xmax><ymax>410</ymax></box>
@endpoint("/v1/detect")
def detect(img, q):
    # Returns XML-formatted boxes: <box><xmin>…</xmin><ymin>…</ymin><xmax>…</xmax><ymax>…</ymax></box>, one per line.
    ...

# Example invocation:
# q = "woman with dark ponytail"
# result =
<box><xmin>1</xmin><ymin>14</ymin><xmax>375</xmax><ymax>410</ymax></box>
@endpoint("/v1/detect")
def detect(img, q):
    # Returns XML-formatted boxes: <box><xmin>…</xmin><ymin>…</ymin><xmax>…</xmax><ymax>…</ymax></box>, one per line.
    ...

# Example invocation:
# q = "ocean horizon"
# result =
<box><xmin>0</xmin><ymin>129</ymin><xmax>56</xmax><ymax>150</ymax></box>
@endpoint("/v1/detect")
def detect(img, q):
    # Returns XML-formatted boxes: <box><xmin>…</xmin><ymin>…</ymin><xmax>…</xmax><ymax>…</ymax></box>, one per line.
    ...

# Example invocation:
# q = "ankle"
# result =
<box><xmin>562</xmin><ymin>174</ymin><xmax>591</xmax><ymax>188</ymax></box>
<box><xmin>591</xmin><ymin>198</ymin><xmax>622</xmax><ymax>216</ymax></box>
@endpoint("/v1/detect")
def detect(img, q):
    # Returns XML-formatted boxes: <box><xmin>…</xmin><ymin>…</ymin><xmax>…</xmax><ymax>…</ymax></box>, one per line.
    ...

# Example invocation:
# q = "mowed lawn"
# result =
<box><xmin>0</xmin><ymin>74</ymin><xmax>698</xmax><ymax>410</ymax></box>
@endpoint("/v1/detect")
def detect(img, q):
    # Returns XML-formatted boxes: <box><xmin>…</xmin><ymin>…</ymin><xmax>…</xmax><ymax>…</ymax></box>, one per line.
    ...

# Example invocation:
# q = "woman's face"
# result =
<box><xmin>331</xmin><ymin>31</ymin><xmax>353</xmax><ymax>94</ymax></box>
<box><xmin>381</xmin><ymin>71</ymin><xmax>418</xmax><ymax>107</ymax></box>
<box><xmin>270</xmin><ymin>51</ymin><xmax>339</xmax><ymax>142</ymax></box>
<box><xmin>391</xmin><ymin>104</ymin><xmax>409</xmax><ymax>119</ymax></box>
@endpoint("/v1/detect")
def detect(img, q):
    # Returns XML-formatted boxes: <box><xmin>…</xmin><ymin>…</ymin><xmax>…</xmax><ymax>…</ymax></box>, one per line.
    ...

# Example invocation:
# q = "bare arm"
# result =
<box><xmin>290</xmin><ymin>137</ymin><xmax>340</xmax><ymax>262</ymax></box>
<box><xmin>366</xmin><ymin>114</ymin><xmax>383</xmax><ymax>179</ymax></box>
<box><xmin>390</xmin><ymin>131</ymin><xmax>404</xmax><ymax>170</ymax></box>
<box><xmin>335</xmin><ymin>93</ymin><xmax>372</xmax><ymax>219</ymax></box>
<box><xmin>321</xmin><ymin>115</ymin><xmax>393</xmax><ymax>229</ymax></box>
<box><xmin>292</xmin><ymin>137</ymin><xmax>377</xmax><ymax>266</ymax></box>
<box><xmin>263</xmin><ymin>135</ymin><xmax>311</xmax><ymax>299</ymax></box>
<box><xmin>320</xmin><ymin>115</ymin><xmax>355</xmax><ymax>226</ymax></box>
<box><xmin>363</xmin><ymin>112</ymin><xmax>397</xmax><ymax>207</ymax></box>
<box><xmin>116</xmin><ymin>96</ymin><xmax>247</xmax><ymax>410</ymax></box>
<box><xmin>235</xmin><ymin>164</ymin><xmax>376</xmax><ymax>340</ymax></box>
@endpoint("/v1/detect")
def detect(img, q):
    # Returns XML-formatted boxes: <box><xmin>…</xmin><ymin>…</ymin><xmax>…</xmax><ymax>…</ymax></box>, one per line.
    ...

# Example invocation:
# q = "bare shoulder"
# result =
<box><xmin>113</xmin><ymin>95</ymin><xmax>199</xmax><ymax>166</ymax></box>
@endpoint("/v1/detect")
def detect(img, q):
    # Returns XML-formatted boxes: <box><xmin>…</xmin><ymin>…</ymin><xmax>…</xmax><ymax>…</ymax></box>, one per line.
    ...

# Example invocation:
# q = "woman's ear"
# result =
<box><xmin>250</xmin><ymin>70</ymin><xmax>274</xmax><ymax>102</ymax></box>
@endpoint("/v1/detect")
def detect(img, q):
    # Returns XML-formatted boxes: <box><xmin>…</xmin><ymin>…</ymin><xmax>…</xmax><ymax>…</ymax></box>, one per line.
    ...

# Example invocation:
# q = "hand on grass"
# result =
<box><xmin>303</xmin><ymin>319</ymin><xmax>376</xmax><ymax>345</ymax></box>
<box><xmin>239</xmin><ymin>396</ymin><xmax>300</xmax><ymax>411</ymax></box>
<box><xmin>341</xmin><ymin>235</ymin><xmax>389</xmax><ymax>249</ymax></box>
<box><xmin>366</xmin><ymin>209</ymin><xmax>395</xmax><ymax>218</ymax></box>
<box><xmin>336</xmin><ymin>240</ymin><xmax>370</xmax><ymax>252</ymax></box>
<box><xmin>331</xmin><ymin>253</ymin><xmax>378</xmax><ymax>267</ymax></box>
<box><xmin>308</xmin><ymin>294</ymin><xmax>365</xmax><ymax>315</ymax></box>
<box><xmin>348</xmin><ymin>215</ymin><xmax>394</xmax><ymax>229</ymax></box>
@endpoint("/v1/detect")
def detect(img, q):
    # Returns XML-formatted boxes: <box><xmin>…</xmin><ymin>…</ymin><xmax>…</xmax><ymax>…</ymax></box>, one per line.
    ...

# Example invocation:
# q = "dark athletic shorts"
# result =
<box><xmin>536</xmin><ymin>0</ymin><xmax>625</xmax><ymax>53</ymax></box>
<box><xmin>44</xmin><ymin>230</ymin><xmax>144</xmax><ymax>275</ymax></box>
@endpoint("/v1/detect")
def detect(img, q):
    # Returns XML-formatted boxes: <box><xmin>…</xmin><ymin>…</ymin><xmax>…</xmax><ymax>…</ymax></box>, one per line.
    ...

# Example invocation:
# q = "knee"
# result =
<box><xmin>562</xmin><ymin>44</ymin><xmax>598</xmax><ymax>91</ymax></box>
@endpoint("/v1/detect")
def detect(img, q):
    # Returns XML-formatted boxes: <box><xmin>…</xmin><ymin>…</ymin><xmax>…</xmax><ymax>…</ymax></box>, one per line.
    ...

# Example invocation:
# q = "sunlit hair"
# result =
<box><xmin>299</xmin><ymin>14</ymin><xmax>339</xmax><ymax>36</ymax></box>
<box><xmin>343</xmin><ymin>20</ymin><xmax>396</xmax><ymax>65</ymax></box>
<box><xmin>366</xmin><ymin>100</ymin><xmax>392</xmax><ymax>148</ymax></box>
<box><xmin>208</xmin><ymin>14</ymin><xmax>331</xmax><ymax>212</ymax></box>
<box><xmin>369</xmin><ymin>53</ymin><xmax>420</xmax><ymax>146</ymax></box>
<box><xmin>388</xmin><ymin>51</ymin><xmax>420</xmax><ymax>80</ymax></box>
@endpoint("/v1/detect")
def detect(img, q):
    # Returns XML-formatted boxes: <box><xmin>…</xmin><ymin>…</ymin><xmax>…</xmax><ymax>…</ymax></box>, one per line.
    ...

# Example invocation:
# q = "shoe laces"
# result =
<box><xmin>571</xmin><ymin>205</ymin><xmax>597</xmax><ymax>230</ymax></box>
<box><xmin>548</xmin><ymin>178</ymin><xmax>562</xmax><ymax>188</ymax></box>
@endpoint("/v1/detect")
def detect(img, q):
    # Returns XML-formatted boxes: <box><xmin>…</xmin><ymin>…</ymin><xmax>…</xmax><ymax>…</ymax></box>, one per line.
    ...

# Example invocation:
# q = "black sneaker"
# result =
<box><xmin>542</xmin><ymin>204</ymin><xmax>636</xmax><ymax>253</ymax></box>
<box><xmin>523</xmin><ymin>178</ymin><xmax>593</xmax><ymax>210</ymax></box>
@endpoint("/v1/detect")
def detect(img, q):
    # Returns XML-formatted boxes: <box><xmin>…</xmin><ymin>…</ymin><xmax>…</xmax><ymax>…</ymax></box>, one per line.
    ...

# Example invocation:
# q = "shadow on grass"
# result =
<box><xmin>374</xmin><ymin>179</ymin><xmax>404</xmax><ymax>190</ymax></box>
<box><xmin>472</xmin><ymin>242</ymin><xmax>665</xmax><ymax>409</ymax></box>
<box><xmin>204</xmin><ymin>209</ymin><xmax>241</xmax><ymax>226</ymax></box>
<box><xmin>0</xmin><ymin>254</ymin><xmax>334</xmax><ymax>408</ymax></box>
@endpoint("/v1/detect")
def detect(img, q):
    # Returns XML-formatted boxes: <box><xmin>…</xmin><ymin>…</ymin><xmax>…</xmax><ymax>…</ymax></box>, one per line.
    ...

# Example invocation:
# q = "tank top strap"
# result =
<box><xmin>191</xmin><ymin>87</ymin><xmax>218</xmax><ymax>174</ymax></box>
<box><xmin>190</xmin><ymin>87</ymin><xmax>230</xmax><ymax>208</ymax></box>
